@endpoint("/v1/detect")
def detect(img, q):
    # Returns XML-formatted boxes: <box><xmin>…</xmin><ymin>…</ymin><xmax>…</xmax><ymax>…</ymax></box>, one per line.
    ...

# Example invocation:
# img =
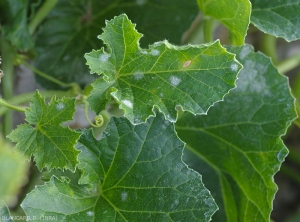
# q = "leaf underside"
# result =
<box><xmin>197</xmin><ymin>0</ymin><xmax>251</xmax><ymax>45</ymax></box>
<box><xmin>176</xmin><ymin>45</ymin><xmax>297</xmax><ymax>221</ymax></box>
<box><xmin>22</xmin><ymin>112</ymin><xmax>218</xmax><ymax>221</ymax></box>
<box><xmin>85</xmin><ymin>14</ymin><xmax>241</xmax><ymax>124</ymax></box>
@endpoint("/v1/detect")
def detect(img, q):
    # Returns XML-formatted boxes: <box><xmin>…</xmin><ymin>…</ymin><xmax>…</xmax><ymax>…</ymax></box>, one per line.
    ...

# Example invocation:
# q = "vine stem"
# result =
<box><xmin>277</xmin><ymin>51</ymin><xmax>300</xmax><ymax>74</ymax></box>
<box><xmin>203</xmin><ymin>16</ymin><xmax>214</xmax><ymax>43</ymax></box>
<box><xmin>23</xmin><ymin>61</ymin><xmax>78</xmax><ymax>89</ymax></box>
<box><xmin>0</xmin><ymin>98</ymin><xmax>26</xmax><ymax>112</ymax></box>
<box><xmin>0</xmin><ymin>38</ymin><xmax>15</xmax><ymax>136</ymax></box>
<box><xmin>28</xmin><ymin>0</ymin><xmax>58</xmax><ymax>35</ymax></box>
<box><xmin>261</xmin><ymin>33</ymin><xmax>278</xmax><ymax>65</ymax></box>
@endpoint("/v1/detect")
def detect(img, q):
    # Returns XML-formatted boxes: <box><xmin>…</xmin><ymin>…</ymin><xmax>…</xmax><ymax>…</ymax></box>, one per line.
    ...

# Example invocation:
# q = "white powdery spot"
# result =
<box><xmin>86</xmin><ymin>211</ymin><xmax>94</xmax><ymax>217</ymax></box>
<box><xmin>122</xmin><ymin>100</ymin><xmax>133</xmax><ymax>109</ymax></box>
<box><xmin>121</xmin><ymin>192</ymin><xmax>128</xmax><ymax>202</ymax></box>
<box><xmin>159</xmin><ymin>92</ymin><xmax>164</xmax><ymax>97</ymax></box>
<box><xmin>133</xmin><ymin>72</ymin><xmax>144</xmax><ymax>80</ymax></box>
<box><xmin>136</xmin><ymin>0</ymin><xmax>147</xmax><ymax>6</ymax></box>
<box><xmin>150</xmin><ymin>49</ymin><xmax>160</xmax><ymax>56</ymax></box>
<box><xmin>230</xmin><ymin>63</ymin><xmax>239</xmax><ymax>72</ymax></box>
<box><xmin>169</xmin><ymin>76</ymin><xmax>181</xmax><ymax>86</ymax></box>
<box><xmin>99</xmin><ymin>54</ymin><xmax>110</xmax><ymax>62</ymax></box>
<box><xmin>56</xmin><ymin>102</ymin><xmax>65</xmax><ymax>110</ymax></box>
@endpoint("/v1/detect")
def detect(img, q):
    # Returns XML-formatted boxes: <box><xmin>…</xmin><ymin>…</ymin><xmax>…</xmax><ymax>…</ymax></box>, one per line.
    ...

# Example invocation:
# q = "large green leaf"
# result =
<box><xmin>85</xmin><ymin>14</ymin><xmax>241</xmax><ymax>124</ymax></box>
<box><xmin>251</xmin><ymin>0</ymin><xmax>300</xmax><ymax>41</ymax></box>
<box><xmin>22</xmin><ymin>113</ymin><xmax>218</xmax><ymax>221</ymax></box>
<box><xmin>0</xmin><ymin>0</ymin><xmax>33</xmax><ymax>51</ymax></box>
<box><xmin>0</xmin><ymin>201</ymin><xmax>14</xmax><ymax>222</ymax></box>
<box><xmin>8</xmin><ymin>91</ymin><xmax>81</xmax><ymax>171</ymax></box>
<box><xmin>33</xmin><ymin>0</ymin><xmax>198</xmax><ymax>89</ymax></box>
<box><xmin>0</xmin><ymin>137</ymin><xmax>28</xmax><ymax>205</ymax></box>
<box><xmin>197</xmin><ymin>0</ymin><xmax>251</xmax><ymax>45</ymax></box>
<box><xmin>176</xmin><ymin>45</ymin><xmax>297</xmax><ymax>221</ymax></box>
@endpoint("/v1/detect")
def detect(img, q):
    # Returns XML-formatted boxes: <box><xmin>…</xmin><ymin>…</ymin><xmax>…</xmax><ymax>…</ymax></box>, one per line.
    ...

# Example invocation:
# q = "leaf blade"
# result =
<box><xmin>86</xmin><ymin>14</ymin><xmax>241</xmax><ymax>124</ymax></box>
<box><xmin>22</xmin><ymin>113</ymin><xmax>218</xmax><ymax>221</ymax></box>
<box><xmin>32</xmin><ymin>0</ymin><xmax>199</xmax><ymax>89</ymax></box>
<box><xmin>251</xmin><ymin>0</ymin><xmax>300</xmax><ymax>41</ymax></box>
<box><xmin>197</xmin><ymin>0</ymin><xmax>251</xmax><ymax>45</ymax></box>
<box><xmin>176</xmin><ymin>45</ymin><xmax>297</xmax><ymax>221</ymax></box>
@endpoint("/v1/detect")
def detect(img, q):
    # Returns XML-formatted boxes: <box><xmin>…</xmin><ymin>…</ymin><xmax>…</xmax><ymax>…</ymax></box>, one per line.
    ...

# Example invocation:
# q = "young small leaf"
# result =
<box><xmin>85</xmin><ymin>14</ymin><xmax>241</xmax><ymax>124</ymax></box>
<box><xmin>8</xmin><ymin>91</ymin><xmax>81</xmax><ymax>171</ymax></box>
<box><xmin>176</xmin><ymin>45</ymin><xmax>297</xmax><ymax>221</ymax></box>
<box><xmin>251</xmin><ymin>0</ymin><xmax>300</xmax><ymax>41</ymax></box>
<box><xmin>22</xmin><ymin>113</ymin><xmax>218</xmax><ymax>221</ymax></box>
<box><xmin>197</xmin><ymin>0</ymin><xmax>251</xmax><ymax>45</ymax></box>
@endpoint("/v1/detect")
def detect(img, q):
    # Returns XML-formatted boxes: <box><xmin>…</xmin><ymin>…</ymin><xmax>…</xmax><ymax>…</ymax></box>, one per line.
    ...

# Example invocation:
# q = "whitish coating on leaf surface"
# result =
<box><xmin>176</xmin><ymin>45</ymin><xmax>297</xmax><ymax>221</ymax></box>
<box><xmin>22</xmin><ymin>113</ymin><xmax>218</xmax><ymax>221</ymax></box>
<box><xmin>85</xmin><ymin>14</ymin><xmax>241</xmax><ymax>124</ymax></box>
<box><xmin>8</xmin><ymin>91</ymin><xmax>81</xmax><ymax>171</ymax></box>
<box><xmin>251</xmin><ymin>0</ymin><xmax>300</xmax><ymax>41</ymax></box>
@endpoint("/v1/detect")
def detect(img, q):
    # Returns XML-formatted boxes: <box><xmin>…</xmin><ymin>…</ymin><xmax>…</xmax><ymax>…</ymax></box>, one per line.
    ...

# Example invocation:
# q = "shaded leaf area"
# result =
<box><xmin>176</xmin><ymin>45</ymin><xmax>297</xmax><ymax>221</ymax></box>
<box><xmin>8</xmin><ymin>91</ymin><xmax>81</xmax><ymax>171</ymax></box>
<box><xmin>0</xmin><ymin>137</ymin><xmax>29</xmax><ymax>205</ymax></box>
<box><xmin>22</xmin><ymin>113</ymin><xmax>217</xmax><ymax>221</ymax></box>
<box><xmin>197</xmin><ymin>0</ymin><xmax>251</xmax><ymax>45</ymax></box>
<box><xmin>0</xmin><ymin>0</ymin><xmax>33</xmax><ymax>51</ymax></box>
<box><xmin>251</xmin><ymin>0</ymin><xmax>300</xmax><ymax>42</ymax></box>
<box><xmin>33</xmin><ymin>0</ymin><xmax>198</xmax><ymax>89</ymax></box>
<box><xmin>0</xmin><ymin>201</ymin><xmax>14</xmax><ymax>222</ymax></box>
<box><xmin>86</xmin><ymin>14</ymin><xmax>241</xmax><ymax>124</ymax></box>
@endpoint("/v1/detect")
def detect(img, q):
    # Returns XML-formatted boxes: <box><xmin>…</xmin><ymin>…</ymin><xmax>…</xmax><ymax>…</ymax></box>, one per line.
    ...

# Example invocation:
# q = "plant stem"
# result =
<box><xmin>28</xmin><ymin>0</ymin><xmax>58</xmax><ymax>35</ymax></box>
<box><xmin>261</xmin><ymin>33</ymin><xmax>278</xmax><ymax>65</ymax></box>
<box><xmin>277</xmin><ymin>51</ymin><xmax>300</xmax><ymax>74</ymax></box>
<box><xmin>0</xmin><ymin>98</ymin><xmax>26</xmax><ymax>112</ymax></box>
<box><xmin>23</xmin><ymin>61</ymin><xmax>78</xmax><ymax>89</ymax></box>
<box><xmin>0</xmin><ymin>38</ymin><xmax>15</xmax><ymax>136</ymax></box>
<box><xmin>0</xmin><ymin>90</ymin><xmax>77</xmax><ymax>116</ymax></box>
<box><xmin>203</xmin><ymin>16</ymin><xmax>214</xmax><ymax>43</ymax></box>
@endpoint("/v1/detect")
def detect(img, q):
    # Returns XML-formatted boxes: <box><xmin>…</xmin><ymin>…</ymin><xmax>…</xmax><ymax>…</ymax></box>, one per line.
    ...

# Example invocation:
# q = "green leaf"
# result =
<box><xmin>22</xmin><ymin>113</ymin><xmax>218</xmax><ymax>221</ymax></box>
<box><xmin>0</xmin><ymin>137</ymin><xmax>28</xmax><ymax>205</ymax></box>
<box><xmin>0</xmin><ymin>200</ymin><xmax>14</xmax><ymax>222</ymax></box>
<box><xmin>33</xmin><ymin>0</ymin><xmax>198</xmax><ymax>89</ymax></box>
<box><xmin>7</xmin><ymin>91</ymin><xmax>81</xmax><ymax>171</ymax></box>
<box><xmin>85</xmin><ymin>14</ymin><xmax>241</xmax><ymax>124</ymax></box>
<box><xmin>176</xmin><ymin>45</ymin><xmax>297</xmax><ymax>221</ymax></box>
<box><xmin>251</xmin><ymin>0</ymin><xmax>300</xmax><ymax>41</ymax></box>
<box><xmin>197</xmin><ymin>0</ymin><xmax>251</xmax><ymax>45</ymax></box>
<box><xmin>0</xmin><ymin>0</ymin><xmax>34</xmax><ymax>51</ymax></box>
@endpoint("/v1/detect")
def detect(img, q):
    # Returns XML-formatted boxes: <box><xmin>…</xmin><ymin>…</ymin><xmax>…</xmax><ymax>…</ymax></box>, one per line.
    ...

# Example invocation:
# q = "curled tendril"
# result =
<box><xmin>95</xmin><ymin>115</ymin><xmax>104</xmax><ymax>127</ymax></box>
<box><xmin>84</xmin><ymin>101</ymin><xmax>104</xmax><ymax>128</ymax></box>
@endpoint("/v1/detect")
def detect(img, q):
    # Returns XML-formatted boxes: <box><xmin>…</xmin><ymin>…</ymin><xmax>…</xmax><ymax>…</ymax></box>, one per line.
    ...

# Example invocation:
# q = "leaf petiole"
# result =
<box><xmin>23</xmin><ymin>61</ymin><xmax>80</xmax><ymax>90</ymax></box>
<box><xmin>277</xmin><ymin>51</ymin><xmax>300</xmax><ymax>74</ymax></box>
<box><xmin>0</xmin><ymin>98</ymin><xmax>26</xmax><ymax>112</ymax></box>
